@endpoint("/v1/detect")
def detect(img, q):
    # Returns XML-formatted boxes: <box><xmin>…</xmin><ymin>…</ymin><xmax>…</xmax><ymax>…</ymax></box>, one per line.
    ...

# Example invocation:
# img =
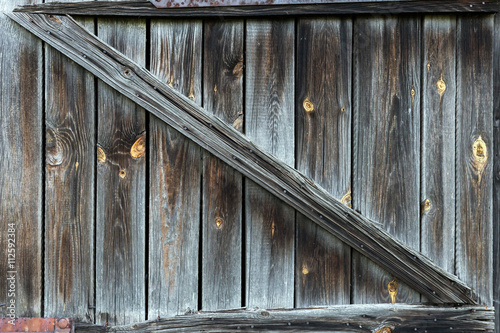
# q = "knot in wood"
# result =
<box><xmin>215</xmin><ymin>217</ymin><xmax>223</xmax><ymax>229</ymax></box>
<box><xmin>303</xmin><ymin>97</ymin><xmax>314</xmax><ymax>113</ymax></box>
<box><xmin>423</xmin><ymin>199</ymin><xmax>431</xmax><ymax>212</ymax></box>
<box><xmin>341</xmin><ymin>190</ymin><xmax>352</xmax><ymax>207</ymax></box>
<box><xmin>130</xmin><ymin>134</ymin><xmax>146</xmax><ymax>159</ymax></box>
<box><xmin>97</xmin><ymin>146</ymin><xmax>106</xmax><ymax>164</ymax></box>
<box><xmin>388</xmin><ymin>278</ymin><xmax>398</xmax><ymax>304</ymax></box>
<box><xmin>376</xmin><ymin>328</ymin><xmax>392</xmax><ymax>333</ymax></box>
<box><xmin>119</xmin><ymin>169</ymin><xmax>126</xmax><ymax>178</ymax></box>
<box><xmin>436</xmin><ymin>78</ymin><xmax>446</xmax><ymax>96</ymax></box>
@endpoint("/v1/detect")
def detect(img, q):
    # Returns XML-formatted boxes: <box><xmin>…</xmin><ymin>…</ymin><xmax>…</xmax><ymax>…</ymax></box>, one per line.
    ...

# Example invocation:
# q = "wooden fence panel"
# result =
<box><xmin>295</xmin><ymin>17</ymin><xmax>352</xmax><ymax>307</ymax></box>
<box><xmin>421</xmin><ymin>16</ymin><xmax>456</xmax><ymax>275</ymax></box>
<box><xmin>245</xmin><ymin>19</ymin><xmax>295</xmax><ymax>308</ymax></box>
<box><xmin>44</xmin><ymin>3</ymin><xmax>95</xmax><ymax>319</ymax></box>
<box><xmin>352</xmin><ymin>16</ymin><xmax>421</xmax><ymax>304</ymax></box>
<box><xmin>148</xmin><ymin>19</ymin><xmax>202</xmax><ymax>318</ymax></box>
<box><xmin>493</xmin><ymin>11</ymin><xmax>500</xmax><ymax>333</ymax></box>
<box><xmin>456</xmin><ymin>15</ymin><xmax>494</xmax><ymax>306</ymax></box>
<box><xmin>202</xmin><ymin>20</ymin><xmax>244</xmax><ymax>310</ymax></box>
<box><xmin>95</xmin><ymin>17</ymin><xmax>146</xmax><ymax>325</ymax></box>
<box><xmin>0</xmin><ymin>0</ymin><xmax>43</xmax><ymax>318</ymax></box>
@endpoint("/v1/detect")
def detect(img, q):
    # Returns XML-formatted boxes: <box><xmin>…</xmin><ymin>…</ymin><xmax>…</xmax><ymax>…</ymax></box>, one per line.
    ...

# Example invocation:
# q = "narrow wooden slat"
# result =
<box><xmin>493</xmin><ymin>11</ymin><xmax>500</xmax><ymax>333</ymax></box>
<box><xmin>295</xmin><ymin>17</ymin><xmax>351</xmax><ymax>306</ymax></box>
<box><xmin>44</xmin><ymin>4</ymin><xmax>95</xmax><ymax>319</ymax></box>
<box><xmin>95</xmin><ymin>16</ymin><xmax>146</xmax><ymax>325</ymax></box>
<box><xmin>15</xmin><ymin>0</ymin><xmax>500</xmax><ymax>17</ymax></box>
<box><xmin>148</xmin><ymin>19</ymin><xmax>202</xmax><ymax>318</ymax></box>
<box><xmin>202</xmin><ymin>20</ymin><xmax>244</xmax><ymax>310</ymax></box>
<box><xmin>8</xmin><ymin>12</ymin><xmax>478</xmax><ymax>304</ymax></box>
<box><xmin>0</xmin><ymin>0</ymin><xmax>42</xmax><ymax>317</ymax></box>
<box><xmin>455</xmin><ymin>15</ymin><xmax>494</xmax><ymax>306</ymax></box>
<box><xmin>245</xmin><ymin>19</ymin><xmax>295</xmax><ymax>308</ymax></box>
<box><xmin>352</xmin><ymin>16</ymin><xmax>421</xmax><ymax>304</ymax></box>
<box><xmin>421</xmin><ymin>16</ymin><xmax>456</xmax><ymax>275</ymax></box>
<box><xmin>75</xmin><ymin>304</ymin><xmax>495</xmax><ymax>332</ymax></box>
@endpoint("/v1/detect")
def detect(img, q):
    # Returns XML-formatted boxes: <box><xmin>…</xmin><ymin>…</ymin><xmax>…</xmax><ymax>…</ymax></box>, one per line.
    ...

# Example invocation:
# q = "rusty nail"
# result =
<box><xmin>58</xmin><ymin>319</ymin><xmax>69</xmax><ymax>329</ymax></box>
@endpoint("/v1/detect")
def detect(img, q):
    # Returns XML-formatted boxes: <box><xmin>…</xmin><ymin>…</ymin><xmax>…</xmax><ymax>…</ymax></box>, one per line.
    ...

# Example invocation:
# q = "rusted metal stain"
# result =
<box><xmin>0</xmin><ymin>318</ymin><xmax>74</xmax><ymax>332</ymax></box>
<box><xmin>150</xmin><ymin>0</ymin><xmax>365</xmax><ymax>7</ymax></box>
<box><xmin>388</xmin><ymin>278</ymin><xmax>399</xmax><ymax>304</ymax></box>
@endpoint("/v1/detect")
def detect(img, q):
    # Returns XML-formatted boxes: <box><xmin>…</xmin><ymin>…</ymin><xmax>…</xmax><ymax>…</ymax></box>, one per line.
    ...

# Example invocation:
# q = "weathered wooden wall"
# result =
<box><xmin>0</xmin><ymin>2</ymin><xmax>497</xmax><ymax>328</ymax></box>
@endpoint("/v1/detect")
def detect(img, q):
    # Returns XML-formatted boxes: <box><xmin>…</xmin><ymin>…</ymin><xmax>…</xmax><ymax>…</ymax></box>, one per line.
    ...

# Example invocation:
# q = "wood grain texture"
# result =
<box><xmin>15</xmin><ymin>0</ymin><xmax>500</xmax><ymax>17</ymax></box>
<box><xmin>245</xmin><ymin>19</ymin><xmax>295</xmax><ymax>308</ymax></box>
<box><xmin>456</xmin><ymin>15</ymin><xmax>494</xmax><ymax>306</ymax></box>
<box><xmin>0</xmin><ymin>0</ymin><xmax>42</xmax><ymax>317</ymax></box>
<box><xmin>421</xmin><ymin>16</ymin><xmax>456</xmax><ymax>275</ymax></box>
<box><xmin>75</xmin><ymin>304</ymin><xmax>495</xmax><ymax>332</ymax></box>
<box><xmin>9</xmin><ymin>12</ymin><xmax>479</xmax><ymax>304</ymax></box>
<box><xmin>148</xmin><ymin>19</ymin><xmax>202</xmax><ymax>318</ymax></box>
<box><xmin>44</xmin><ymin>9</ymin><xmax>95</xmax><ymax>320</ymax></box>
<box><xmin>295</xmin><ymin>17</ymin><xmax>351</xmax><ymax>307</ymax></box>
<box><xmin>95</xmin><ymin>17</ymin><xmax>146</xmax><ymax>325</ymax></box>
<box><xmin>202</xmin><ymin>20</ymin><xmax>244</xmax><ymax>310</ymax></box>
<box><xmin>352</xmin><ymin>16</ymin><xmax>421</xmax><ymax>304</ymax></box>
<box><xmin>493</xmin><ymin>11</ymin><xmax>500</xmax><ymax>333</ymax></box>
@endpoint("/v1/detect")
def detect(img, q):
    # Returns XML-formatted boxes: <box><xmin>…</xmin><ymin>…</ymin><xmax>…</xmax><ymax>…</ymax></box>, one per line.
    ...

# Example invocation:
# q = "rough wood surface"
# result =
<box><xmin>493</xmin><ymin>11</ymin><xmax>500</xmax><ymax>333</ymax></box>
<box><xmin>245</xmin><ymin>19</ymin><xmax>295</xmax><ymax>308</ymax></box>
<box><xmin>455</xmin><ymin>15</ymin><xmax>494</xmax><ymax>307</ymax></box>
<box><xmin>44</xmin><ymin>7</ymin><xmax>95</xmax><ymax>320</ymax></box>
<box><xmin>202</xmin><ymin>20</ymin><xmax>244</xmax><ymax>310</ymax></box>
<box><xmin>148</xmin><ymin>19</ymin><xmax>202</xmax><ymax>318</ymax></box>
<box><xmin>75</xmin><ymin>304</ymin><xmax>495</xmax><ymax>332</ymax></box>
<box><xmin>295</xmin><ymin>17</ymin><xmax>351</xmax><ymax>307</ymax></box>
<box><xmin>8</xmin><ymin>12</ymin><xmax>480</xmax><ymax>304</ymax></box>
<box><xmin>421</xmin><ymin>15</ymin><xmax>456</xmax><ymax>275</ymax></box>
<box><xmin>95</xmin><ymin>16</ymin><xmax>146</xmax><ymax>325</ymax></box>
<box><xmin>0</xmin><ymin>0</ymin><xmax>43</xmax><ymax>318</ymax></box>
<box><xmin>352</xmin><ymin>16</ymin><xmax>421</xmax><ymax>304</ymax></box>
<box><xmin>15</xmin><ymin>0</ymin><xmax>500</xmax><ymax>17</ymax></box>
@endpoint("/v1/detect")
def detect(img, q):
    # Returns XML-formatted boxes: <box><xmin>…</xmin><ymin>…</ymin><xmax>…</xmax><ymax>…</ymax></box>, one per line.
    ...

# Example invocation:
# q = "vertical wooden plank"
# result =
<box><xmin>493</xmin><ymin>12</ymin><xmax>500</xmax><ymax>332</ymax></box>
<box><xmin>148</xmin><ymin>19</ymin><xmax>202</xmax><ymax>318</ymax></box>
<box><xmin>456</xmin><ymin>15</ymin><xmax>493</xmax><ymax>306</ymax></box>
<box><xmin>96</xmin><ymin>17</ymin><xmax>146</xmax><ymax>325</ymax></box>
<box><xmin>44</xmin><ymin>0</ymin><xmax>95</xmax><ymax>319</ymax></box>
<box><xmin>352</xmin><ymin>16</ymin><xmax>420</xmax><ymax>304</ymax></box>
<box><xmin>421</xmin><ymin>16</ymin><xmax>456</xmax><ymax>275</ymax></box>
<box><xmin>0</xmin><ymin>0</ymin><xmax>42</xmax><ymax>317</ymax></box>
<box><xmin>295</xmin><ymin>17</ymin><xmax>351</xmax><ymax>307</ymax></box>
<box><xmin>202</xmin><ymin>20</ymin><xmax>244</xmax><ymax>310</ymax></box>
<box><xmin>245</xmin><ymin>19</ymin><xmax>295</xmax><ymax>308</ymax></box>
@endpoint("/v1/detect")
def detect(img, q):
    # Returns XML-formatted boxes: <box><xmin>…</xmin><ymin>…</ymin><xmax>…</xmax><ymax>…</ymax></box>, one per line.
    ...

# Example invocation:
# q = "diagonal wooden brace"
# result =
<box><xmin>6</xmin><ymin>11</ymin><xmax>478</xmax><ymax>304</ymax></box>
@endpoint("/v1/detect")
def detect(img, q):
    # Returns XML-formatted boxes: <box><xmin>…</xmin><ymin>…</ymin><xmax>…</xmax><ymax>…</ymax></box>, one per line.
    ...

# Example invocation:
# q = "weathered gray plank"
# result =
<box><xmin>202</xmin><ymin>20</ymin><xmax>244</xmax><ymax>310</ymax></box>
<box><xmin>75</xmin><ymin>304</ymin><xmax>495</xmax><ymax>332</ymax></box>
<box><xmin>95</xmin><ymin>17</ymin><xmax>146</xmax><ymax>325</ymax></box>
<box><xmin>9</xmin><ymin>12</ymin><xmax>479</xmax><ymax>304</ymax></box>
<box><xmin>352</xmin><ymin>16</ymin><xmax>421</xmax><ymax>304</ymax></box>
<box><xmin>148</xmin><ymin>19</ymin><xmax>202</xmax><ymax>318</ymax></box>
<box><xmin>295</xmin><ymin>17</ymin><xmax>351</xmax><ymax>307</ymax></box>
<box><xmin>0</xmin><ymin>0</ymin><xmax>42</xmax><ymax>318</ymax></box>
<box><xmin>493</xmin><ymin>11</ymin><xmax>500</xmax><ymax>333</ymax></box>
<box><xmin>15</xmin><ymin>0</ymin><xmax>500</xmax><ymax>17</ymax></box>
<box><xmin>245</xmin><ymin>19</ymin><xmax>295</xmax><ymax>308</ymax></box>
<box><xmin>456</xmin><ymin>15</ymin><xmax>494</xmax><ymax>306</ymax></box>
<box><xmin>44</xmin><ymin>6</ymin><xmax>95</xmax><ymax>320</ymax></box>
<box><xmin>421</xmin><ymin>16</ymin><xmax>456</xmax><ymax>275</ymax></box>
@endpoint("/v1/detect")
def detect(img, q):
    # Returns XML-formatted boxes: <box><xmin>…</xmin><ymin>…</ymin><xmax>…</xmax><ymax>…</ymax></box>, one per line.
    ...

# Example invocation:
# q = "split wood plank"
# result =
<box><xmin>421</xmin><ymin>16</ymin><xmax>456</xmax><ymax>276</ymax></box>
<box><xmin>44</xmin><ymin>1</ymin><xmax>95</xmax><ymax>320</ymax></box>
<box><xmin>455</xmin><ymin>15</ymin><xmax>494</xmax><ymax>306</ymax></box>
<box><xmin>148</xmin><ymin>19</ymin><xmax>202</xmax><ymax>318</ymax></box>
<box><xmin>245</xmin><ymin>19</ymin><xmax>295</xmax><ymax>308</ymax></box>
<box><xmin>15</xmin><ymin>0</ymin><xmax>500</xmax><ymax>17</ymax></box>
<box><xmin>493</xmin><ymin>11</ymin><xmax>500</xmax><ymax>333</ymax></box>
<box><xmin>74</xmin><ymin>304</ymin><xmax>495</xmax><ymax>332</ymax></box>
<box><xmin>95</xmin><ymin>16</ymin><xmax>146</xmax><ymax>325</ymax></box>
<box><xmin>0</xmin><ymin>0</ymin><xmax>43</xmax><ymax>317</ymax></box>
<box><xmin>8</xmin><ymin>12</ymin><xmax>479</xmax><ymax>304</ymax></box>
<box><xmin>295</xmin><ymin>17</ymin><xmax>351</xmax><ymax>306</ymax></box>
<box><xmin>202</xmin><ymin>20</ymin><xmax>244</xmax><ymax>310</ymax></box>
<box><xmin>352</xmin><ymin>16</ymin><xmax>421</xmax><ymax>304</ymax></box>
